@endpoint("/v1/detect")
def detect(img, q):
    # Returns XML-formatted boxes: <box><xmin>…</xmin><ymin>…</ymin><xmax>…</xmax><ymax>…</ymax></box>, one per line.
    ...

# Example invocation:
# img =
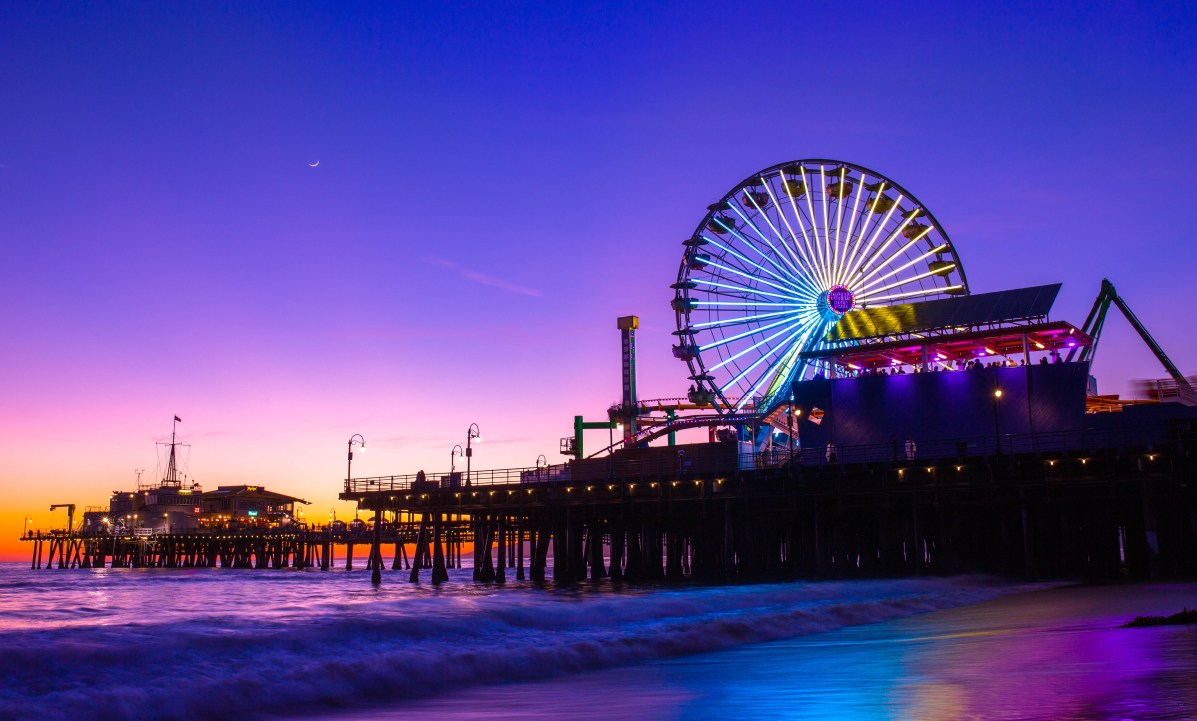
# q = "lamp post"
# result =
<box><xmin>23</xmin><ymin>516</ymin><xmax>32</xmax><ymax>538</ymax></box>
<box><xmin>465</xmin><ymin>423</ymin><xmax>480</xmax><ymax>487</ymax></box>
<box><xmin>992</xmin><ymin>384</ymin><xmax>1004</xmax><ymax>456</ymax></box>
<box><xmin>536</xmin><ymin>454</ymin><xmax>548</xmax><ymax>482</ymax></box>
<box><xmin>346</xmin><ymin>434</ymin><xmax>366</xmax><ymax>492</ymax></box>
<box><xmin>451</xmin><ymin>444</ymin><xmax>465</xmax><ymax>479</ymax></box>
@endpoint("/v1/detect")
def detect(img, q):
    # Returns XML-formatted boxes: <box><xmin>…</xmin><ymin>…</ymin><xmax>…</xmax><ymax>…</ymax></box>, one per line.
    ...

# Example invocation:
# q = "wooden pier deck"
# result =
<box><xmin>342</xmin><ymin>427</ymin><xmax>1197</xmax><ymax>585</ymax></box>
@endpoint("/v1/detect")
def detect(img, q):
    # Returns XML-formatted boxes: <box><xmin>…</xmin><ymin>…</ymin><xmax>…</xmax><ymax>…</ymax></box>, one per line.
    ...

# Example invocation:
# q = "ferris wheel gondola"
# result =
<box><xmin>673</xmin><ymin>159</ymin><xmax>969</xmax><ymax>414</ymax></box>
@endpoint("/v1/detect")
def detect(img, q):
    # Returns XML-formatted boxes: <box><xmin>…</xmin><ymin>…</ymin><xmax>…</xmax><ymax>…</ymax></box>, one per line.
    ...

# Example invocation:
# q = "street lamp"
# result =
<box><xmin>23</xmin><ymin>516</ymin><xmax>32</xmax><ymax>538</ymax></box>
<box><xmin>451</xmin><ymin>444</ymin><xmax>465</xmax><ymax>476</ymax></box>
<box><xmin>465</xmin><ymin>423</ymin><xmax>480</xmax><ymax>487</ymax></box>
<box><xmin>536</xmin><ymin>454</ymin><xmax>548</xmax><ymax>481</ymax></box>
<box><xmin>346</xmin><ymin>434</ymin><xmax>367</xmax><ymax>492</ymax></box>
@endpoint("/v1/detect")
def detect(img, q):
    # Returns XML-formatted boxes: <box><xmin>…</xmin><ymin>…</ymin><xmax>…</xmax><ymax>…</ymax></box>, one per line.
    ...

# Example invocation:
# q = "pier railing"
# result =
<box><xmin>345</xmin><ymin>422</ymin><xmax>1180</xmax><ymax>494</ymax></box>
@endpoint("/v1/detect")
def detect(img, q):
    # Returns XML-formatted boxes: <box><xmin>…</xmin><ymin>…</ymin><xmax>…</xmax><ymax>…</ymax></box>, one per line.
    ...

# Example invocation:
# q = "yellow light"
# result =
<box><xmin>1034</xmin><ymin>342</ymin><xmax>1046</xmax><ymax>350</ymax></box>
<box><xmin>984</xmin><ymin>347</ymin><xmax>995</xmax><ymax>355</ymax></box>
<box><xmin>994</xmin><ymin>388</ymin><xmax>1003</xmax><ymax>398</ymax></box>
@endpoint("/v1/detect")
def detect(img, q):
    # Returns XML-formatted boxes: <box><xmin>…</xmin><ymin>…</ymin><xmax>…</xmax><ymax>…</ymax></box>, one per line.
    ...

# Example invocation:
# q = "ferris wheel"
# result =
<box><xmin>672</xmin><ymin>159</ymin><xmax>969</xmax><ymax>414</ymax></box>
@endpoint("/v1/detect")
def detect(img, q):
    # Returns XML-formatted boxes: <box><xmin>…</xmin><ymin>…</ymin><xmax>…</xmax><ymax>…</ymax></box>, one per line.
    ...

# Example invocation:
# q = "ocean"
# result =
<box><xmin>0</xmin><ymin>564</ymin><xmax>1193</xmax><ymax>720</ymax></box>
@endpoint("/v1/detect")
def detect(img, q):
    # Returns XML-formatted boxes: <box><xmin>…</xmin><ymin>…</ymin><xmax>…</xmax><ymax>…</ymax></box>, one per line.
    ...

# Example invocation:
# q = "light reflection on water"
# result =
<box><xmin>316</xmin><ymin>585</ymin><xmax>1197</xmax><ymax>721</ymax></box>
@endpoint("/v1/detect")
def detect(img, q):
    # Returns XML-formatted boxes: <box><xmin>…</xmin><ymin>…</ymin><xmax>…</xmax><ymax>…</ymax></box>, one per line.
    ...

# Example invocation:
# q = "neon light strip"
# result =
<box><xmin>708</xmin><ymin>310</ymin><xmax>819</xmax><ymax>371</ymax></box>
<box><xmin>855</xmin><ymin>243</ymin><xmax>949</xmax><ymax>294</ymax></box>
<box><xmin>819</xmin><ymin>165</ymin><xmax>830</xmax><ymax>287</ymax></box>
<box><xmin>836</xmin><ymin>173</ymin><xmax>867</xmax><ymax>286</ymax></box>
<box><xmin>703</xmin><ymin>235</ymin><xmax>818</xmax><ymax>298</ymax></box>
<box><xmin>857</xmin><ymin>271</ymin><xmax>959</xmax><ymax>301</ymax></box>
<box><xmin>744</xmin><ymin>177</ymin><xmax>803</xmax><ymax>274</ymax></box>
<box><xmin>694</xmin><ymin>301</ymin><xmax>813</xmax><ymax>307</ymax></box>
<box><xmin>798</xmin><ymin>166</ymin><xmax>827</xmax><ymax>287</ymax></box>
<box><xmin>704</xmin><ymin>260</ymin><xmax>805</xmax><ymax>299</ymax></box>
<box><xmin>856</xmin><ymin>226</ymin><xmax>937</xmax><ymax>286</ymax></box>
<box><xmin>839</xmin><ymin>185</ymin><xmax>895</xmax><ymax>285</ymax></box>
<box><xmin>780</xmin><ymin>169</ymin><xmax>831</xmax><ymax>290</ymax></box>
<box><xmin>848</xmin><ymin>212</ymin><xmax>916</xmax><ymax>282</ymax></box>
<box><xmin>732</xmin><ymin>322</ymin><xmax>821</xmax><ymax>409</ymax></box>
<box><xmin>760</xmin><ymin>176</ymin><xmax>826</xmax><ymax>289</ymax></box>
<box><xmin>711</xmin><ymin>215</ymin><xmax>802</xmax><ymax>286</ymax></box>
<box><xmin>727</xmin><ymin>203</ymin><xmax>803</xmax><ymax>279</ymax></box>
<box><xmin>831</xmin><ymin>167</ymin><xmax>847</xmax><ymax>285</ymax></box>
<box><xmin>693</xmin><ymin>278</ymin><xmax>796</xmax><ymax>302</ymax></box>
<box><xmin>861</xmin><ymin>282</ymin><xmax>962</xmax><ymax>301</ymax></box>
<box><xmin>691</xmin><ymin>308</ymin><xmax>803</xmax><ymax>329</ymax></box>
<box><xmin>720</xmin><ymin>322</ymin><xmax>814</xmax><ymax>393</ymax></box>
<box><xmin>763</xmin><ymin>324</ymin><xmax>821</xmax><ymax>398</ymax></box>
<box><xmin>843</xmin><ymin>197</ymin><xmax>908</xmax><ymax>281</ymax></box>
<box><xmin>699</xmin><ymin>311</ymin><xmax>813</xmax><ymax>352</ymax></box>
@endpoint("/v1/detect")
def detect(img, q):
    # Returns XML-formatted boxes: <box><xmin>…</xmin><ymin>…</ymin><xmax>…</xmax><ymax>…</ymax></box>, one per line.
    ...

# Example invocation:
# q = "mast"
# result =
<box><xmin>164</xmin><ymin>415</ymin><xmax>181</xmax><ymax>486</ymax></box>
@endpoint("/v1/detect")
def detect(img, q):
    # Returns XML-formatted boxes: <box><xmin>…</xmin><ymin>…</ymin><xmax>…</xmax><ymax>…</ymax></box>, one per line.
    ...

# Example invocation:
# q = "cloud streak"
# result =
<box><xmin>424</xmin><ymin>256</ymin><xmax>543</xmax><ymax>298</ymax></box>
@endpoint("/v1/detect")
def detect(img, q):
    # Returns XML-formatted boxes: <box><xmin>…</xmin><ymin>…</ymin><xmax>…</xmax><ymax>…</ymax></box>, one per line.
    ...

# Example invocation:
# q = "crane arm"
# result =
<box><xmin>1111</xmin><ymin>292</ymin><xmax>1190</xmax><ymax>388</ymax></box>
<box><xmin>1073</xmin><ymin>278</ymin><xmax>1191</xmax><ymax>391</ymax></box>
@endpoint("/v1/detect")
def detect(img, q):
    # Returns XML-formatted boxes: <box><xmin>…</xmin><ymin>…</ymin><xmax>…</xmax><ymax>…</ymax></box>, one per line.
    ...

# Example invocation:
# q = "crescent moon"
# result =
<box><xmin>309</xmin><ymin>160</ymin><xmax>320</xmax><ymax>167</ymax></box>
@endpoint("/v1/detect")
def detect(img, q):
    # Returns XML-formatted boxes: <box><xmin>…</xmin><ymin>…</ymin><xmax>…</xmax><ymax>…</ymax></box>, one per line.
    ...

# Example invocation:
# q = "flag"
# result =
<box><xmin>174</xmin><ymin>415</ymin><xmax>182</xmax><ymax>422</ymax></box>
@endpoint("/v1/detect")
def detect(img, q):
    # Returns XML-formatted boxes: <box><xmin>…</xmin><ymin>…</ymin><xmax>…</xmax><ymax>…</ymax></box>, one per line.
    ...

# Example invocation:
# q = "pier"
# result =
<box><xmin>340</xmin><ymin>422</ymin><xmax>1197</xmax><ymax>585</ymax></box>
<box><xmin>20</xmin><ymin>421</ymin><xmax>1197</xmax><ymax>583</ymax></box>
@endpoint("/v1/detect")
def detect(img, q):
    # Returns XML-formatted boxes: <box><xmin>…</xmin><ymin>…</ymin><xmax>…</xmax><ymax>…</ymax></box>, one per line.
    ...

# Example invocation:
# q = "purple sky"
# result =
<box><xmin>2</xmin><ymin>2</ymin><xmax>1195</xmax><ymax>539</ymax></box>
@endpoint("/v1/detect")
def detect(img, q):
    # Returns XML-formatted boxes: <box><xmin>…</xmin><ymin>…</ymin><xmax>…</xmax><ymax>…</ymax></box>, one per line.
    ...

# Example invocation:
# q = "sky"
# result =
<box><xmin>2</xmin><ymin>1</ymin><xmax>1195</xmax><ymax>559</ymax></box>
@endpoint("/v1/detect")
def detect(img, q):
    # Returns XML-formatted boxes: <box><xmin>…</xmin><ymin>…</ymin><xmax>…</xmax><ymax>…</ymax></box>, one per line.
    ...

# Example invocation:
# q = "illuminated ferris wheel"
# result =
<box><xmin>672</xmin><ymin>159</ymin><xmax>969</xmax><ymax>413</ymax></box>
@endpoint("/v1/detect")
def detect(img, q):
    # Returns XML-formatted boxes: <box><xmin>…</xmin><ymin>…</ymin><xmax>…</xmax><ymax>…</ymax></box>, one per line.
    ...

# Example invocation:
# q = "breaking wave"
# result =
<box><xmin>0</xmin><ymin>569</ymin><xmax>1035</xmax><ymax>721</ymax></box>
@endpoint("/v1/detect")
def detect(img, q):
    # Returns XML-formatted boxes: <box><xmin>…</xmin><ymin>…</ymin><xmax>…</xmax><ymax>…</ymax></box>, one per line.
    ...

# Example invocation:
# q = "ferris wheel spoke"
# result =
<box><xmin>855</xmin><ymin>243</ymin><xmax>950</xmax><ymax>295</ymax></box>
<box><xmin>703</xmin><ymin>235</ymin><xmax>820</xmax><ymax>298</ymax></box>
<box><xmin>795</xmin><ymin>166</ymin><xmax>830</xmax><ymax>286</ymax></box>
<box><xmin>691</xmin><ymin>308</ymin><xmax>805</xmax><ymax>330</ymax></box>
<box><xmin>855</xmin><ymin>224</ymin><xmax>937</xmax><ymax>287</ymax></box>
<box><xmin>856</xmin><ymin>267</ymin><xmax>956</xmax><ymax>301</ymax></box>
<box><xmin>708</xmin><ymin>314</ymin><xmax>818</xmax><ymax>374</ymax></box>
<box><xmin>846</xmin><ymin>208</ymin><xmax>915</xmax><ymax>283</ymax></box>
<box><xmin>763</xmin><ymin>327</ymin><xmax>822</xmax><ymax>398</ymax></box>
<box><xmin>694</xmin><ymin>278</ymin><xmax>800</xmax><ymax>302</ymax></box>
<box><xmin>711</xmin><ymin>216</ymin><xmax>808</xmax><ymax>290</ymax></box>
<box><xmin>703</xmin><ymin>260</ymin><xmax>807</xmax><ymax>299</ymax></box>
<box><xmin>830</xmin><ymin>167</ymin><xmax>851</xmax><ymax>285</ymax></box>
<box><xmin>778</xmin><ymin>171</ymin><xmax>831</xmax><ymax>289</ymax></box>
<box><xmin>732</xmin><ymin>322</ymin><xmax>822</xmax><ymax>410</ymax></box>
<box><xmin>839</xmin><ymin>187</ymin><xmax>895</xmax><ymax>286</ymax></box>
<box><xmin>761</xmin><ymin>175</ymin><xmax>827</xmax><ymax>288</ymax></box>
<box><xmin>699</xmin><ymin>310</ymin><xmax>816</xmax><ymax>353</ymax></box>
<box><xmin>835</xmin><ymin>173</ymin><xmax>868</xmax><ymax>286</ymax></box>
<box><xmin>725</xmin><ymin>203</ymin><xmax>804</xmax><ymax>280</ymax></box>
<box><xmin>859</xmin><ymin>285</ymin><xmax>964</xmax><ymax>305</ymax></box>
<box><xmin>752</xmin><ymin>177</ymin><xmax>826</xmax><ymax>288</ymax></box>
<box><xmin>694</xmin><ymin>300</ymin><xmax>813</xmax><ymax>307</ymax></box>
<box><xmin>720</xmin><ymin>321</ymin><xmax>815</xmax><ymax>396</ymax></box>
